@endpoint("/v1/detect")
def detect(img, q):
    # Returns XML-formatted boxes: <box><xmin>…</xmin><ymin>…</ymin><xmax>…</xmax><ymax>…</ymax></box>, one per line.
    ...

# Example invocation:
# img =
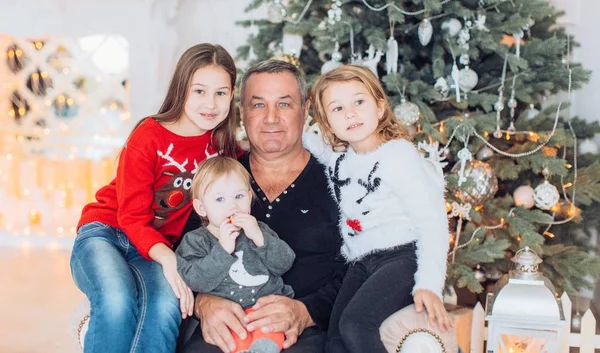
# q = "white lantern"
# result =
<box><xmin>485</xmin><ymin>247</ymin><xmax>565</xmax><ymax>353</ymax></box>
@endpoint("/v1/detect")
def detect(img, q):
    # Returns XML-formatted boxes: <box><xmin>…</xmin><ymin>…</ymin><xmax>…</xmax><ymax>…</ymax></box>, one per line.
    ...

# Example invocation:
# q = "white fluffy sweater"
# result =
<box><xmin>304</xmin><ymin>133</ymin><xmax>450</xmax><ymax>297</ymax></box>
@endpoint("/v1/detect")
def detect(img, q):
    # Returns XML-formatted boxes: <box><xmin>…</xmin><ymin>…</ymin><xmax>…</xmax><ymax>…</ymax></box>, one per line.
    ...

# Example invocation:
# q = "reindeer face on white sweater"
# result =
<box><xmin>153</xmin><ymin>143</ymin><xmax>201</xmax><ymax>227</ymax></box>
<box><xmin>327</xmin><ymin>153</ymin><xmax>399</xmax><ymax>240</ymax></box>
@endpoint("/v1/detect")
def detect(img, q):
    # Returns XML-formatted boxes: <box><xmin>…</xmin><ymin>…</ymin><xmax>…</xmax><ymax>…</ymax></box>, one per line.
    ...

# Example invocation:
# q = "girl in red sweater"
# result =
<box><xmin>70</xmin><ymin>43</ymin><xmax>238</xmax><ymax>353</ymax></box>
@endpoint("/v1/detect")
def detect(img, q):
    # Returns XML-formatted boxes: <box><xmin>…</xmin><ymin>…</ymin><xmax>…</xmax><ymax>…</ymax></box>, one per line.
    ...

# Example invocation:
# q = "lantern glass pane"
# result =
<box><xmin>499</xmin><ymin>334</ymin><xmax>549</xmax><ymax>353</ymax></box>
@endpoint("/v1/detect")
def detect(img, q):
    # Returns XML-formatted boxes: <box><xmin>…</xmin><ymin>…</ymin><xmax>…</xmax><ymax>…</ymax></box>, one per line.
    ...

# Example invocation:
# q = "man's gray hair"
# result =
<box><xmin>239</xmin><ymin>60</ymin><xmax>308</xmax><ymax>108</ymax></box>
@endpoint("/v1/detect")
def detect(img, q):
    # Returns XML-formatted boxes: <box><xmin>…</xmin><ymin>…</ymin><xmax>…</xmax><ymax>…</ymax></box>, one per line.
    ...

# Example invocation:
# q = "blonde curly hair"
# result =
<box><xmin>311</xmin><ymin>65</ymin><xmax>408</xmax><ymax>150</ymax></box>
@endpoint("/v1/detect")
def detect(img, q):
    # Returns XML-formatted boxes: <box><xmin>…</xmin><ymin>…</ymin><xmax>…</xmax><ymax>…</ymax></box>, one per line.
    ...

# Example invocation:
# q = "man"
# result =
<box><xmin>179</xmin><ymin>60</ymin><xmax>346</xmax><ymax>353</ymax></box>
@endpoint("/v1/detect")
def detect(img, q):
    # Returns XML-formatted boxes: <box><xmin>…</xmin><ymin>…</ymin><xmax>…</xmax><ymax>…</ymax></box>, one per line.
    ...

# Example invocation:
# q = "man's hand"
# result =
<box><xmin>244</xmin><ymin>295</ymin><xmax>313</xmax><ymax>349</ymax></box>
<box><xmin>413</xmin><ymin>289</ymin><xmax>454</xmax><ymax>333</ymax></box>
<box><xmin>194</xmin><ymin>294</ymin><xmax>247</xmax><ymax>353</ymax></box>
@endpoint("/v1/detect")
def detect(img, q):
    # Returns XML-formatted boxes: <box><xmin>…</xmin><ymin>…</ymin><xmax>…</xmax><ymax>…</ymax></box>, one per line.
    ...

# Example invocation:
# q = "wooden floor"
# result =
<box><xmin>0</xmin><ymin>247</ymin><xmax>83</xmax><ymax>353</ymax></box>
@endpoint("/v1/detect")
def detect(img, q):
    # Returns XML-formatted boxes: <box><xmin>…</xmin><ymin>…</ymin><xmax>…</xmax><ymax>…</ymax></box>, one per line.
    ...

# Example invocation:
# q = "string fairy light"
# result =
<box><xmin>448</xmin><ymin>35</ymin><xmax>581</xmax><ymax>256</ymax></box>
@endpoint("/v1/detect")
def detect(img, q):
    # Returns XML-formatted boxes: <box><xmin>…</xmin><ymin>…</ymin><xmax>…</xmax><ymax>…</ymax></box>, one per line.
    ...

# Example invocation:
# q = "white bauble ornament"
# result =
<box><xmin>513</xmin><ymin>185</ymin><xmax>535</xmax><ymax>209</ymax></box>
<box><xmin>571</xmin><ymin>312</ymin><xmax>582</xmax><ymax>331</ymax></box>
<box><xmin>434</xmin><ymin>77</ymin><xmax>449</xmax><ymax>99</ymax></box>
<box><xmin>441</xmin><ymin>18</ymin><xmax>462</xmax><ymax>37</ymax></box>
<box><xmin>475</xmin><ymin>265</ymin><xmax>486</xmax><ymax>282</ymax></box>
<box><xmin>321</xmin><ymin>42</ymin><xmax>343</xmax><ymax>74</ymax></box>
<box><xmin>418</xmin><ymin>19</ymin><xmax>433</xmax><ymax>46</ymax></box>
<box><xmin>520</xmin><ymin>104</ymin><xmax>540</xmax><ymax>120</ymax></box>
<box><xmin>282</xmin><ymin>31</ymin><xmax>304</xmax><ymax>58</ymax></box>
<box><xmin>321</xmin><ymin>60</ymin><xmax>343</xmax><ymax>74</ymax></box>
<box><xmin>393</xmin><ymin>99</ymin><xmax>420</xmax><ymax>125</ymax></box>
<box><xmin>579</xmin><ymin>138</ymin><xmax>599</xmax><ymax>155</ymax></box>
<box><xmin>458</xmin><ymin>66</ymin><xmax>478</xmax><ymax>92</ymax></box>
<box><xmin>267</xmin><ymin>1</ymin><xmax>286</xmax><ymax>24</ymax></box>
<box><xmin>533</xmin><ymin>181</ymin><xmax>560</xmax><ymax>210</ymax></box>
<box><xmin>321</xmin><ymin>53</ymin><xmax>342</xmax><ymax>74</ymax></box>
<box><xmin>476</xmin><ymin>146</ymin><xmax>494</xmax><ymax>160</ymax></box>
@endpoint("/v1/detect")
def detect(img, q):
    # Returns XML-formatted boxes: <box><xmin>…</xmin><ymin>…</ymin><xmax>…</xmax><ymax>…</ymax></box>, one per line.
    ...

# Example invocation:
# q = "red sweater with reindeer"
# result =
<box><xmin>78</xmin><ymin>118</ymin><xmax>215</xmax><ymax>259</ymax></box>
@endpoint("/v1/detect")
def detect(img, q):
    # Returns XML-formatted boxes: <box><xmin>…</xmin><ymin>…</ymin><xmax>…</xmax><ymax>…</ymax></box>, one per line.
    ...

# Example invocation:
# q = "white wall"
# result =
<box><xmin>552</xmin><ymin>0</ymin><xmax>600</xmax><ymax>131</ymax></box>
<box><xmin>0</xmin><ymin>0</ymin><xmax>262</xmax><ymax>119</ymax></box>
<box><xmin>0</xmin><ymin>0</ymin><xmax>165</xmax><ymax>119</ymax></box>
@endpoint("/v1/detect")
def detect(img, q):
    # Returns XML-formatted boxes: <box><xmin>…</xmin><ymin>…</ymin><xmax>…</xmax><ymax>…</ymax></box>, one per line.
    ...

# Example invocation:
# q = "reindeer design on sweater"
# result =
<box><xmin>153</xmin><ymin>143</ymin><xmax>201</xmax><ymax>228</ymax></box>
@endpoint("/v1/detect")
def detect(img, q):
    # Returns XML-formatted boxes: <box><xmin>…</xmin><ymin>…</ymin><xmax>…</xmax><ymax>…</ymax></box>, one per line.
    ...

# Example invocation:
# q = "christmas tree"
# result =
<box><xmin>237</xmin><ymin>0</ymin><xmax>600</xmax><ymax>296</ymax></box>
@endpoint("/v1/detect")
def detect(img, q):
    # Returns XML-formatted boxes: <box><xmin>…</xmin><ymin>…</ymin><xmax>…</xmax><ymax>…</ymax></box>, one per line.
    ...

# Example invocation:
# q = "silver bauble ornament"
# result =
<box><xmin>474</xmin><ymin>266</ymin><xmax>486</xmax><ymax>282</ymax></box>
<box><xmin>267</xmin><ymin>1</ymin><xmax>286</xmax><ymax>24</ymax></box>
<box><xmin>533</xmin><ymin>181</ymin><xmax>560</xmax><ymax>210</ymax></box>
<box><xmin>418</xmin><ymin>19</ymin><xmax>433</xmax><ymax>46</ymax></box>
<box><xmin>485</xmin><ymin>268</ymin><xmax>503</xmax><ymax>281</ymax></box>
<box><xmin>321</xmin><ymin>42</ymin><xmax>343</xmax><ymax>74</ymax></box>
<box><xmin>450</xmin><ymin>160</ymin><xmax>498</xmax><ymax>205</ymax></box>
<box><xmin>476</xmin><ymin>146</ymin><xmax>494</xmax><ymax>160</ymax></box>
<box><xmin>393</xmin><ymin>99</ymin><xmax>420</xmax><ymax>125</ymax></box>
<box><xmin>513</xmin><ymin>185</ymin><xmax>535</xmax><ymax>209</ymax></box>
<box><xmin>441</xmin><ymin>18</ymin><xmax>462</xmax><ymax>37</ymax></box>
<box><xmin>459</xmin><ymin>66</ymin><xmax>478</xmax><ymax>92</ymax></box>
<box><xmin>520</xmin><ymin>104</ymin><xmax>540</xmax><ymax>120</ymax></box>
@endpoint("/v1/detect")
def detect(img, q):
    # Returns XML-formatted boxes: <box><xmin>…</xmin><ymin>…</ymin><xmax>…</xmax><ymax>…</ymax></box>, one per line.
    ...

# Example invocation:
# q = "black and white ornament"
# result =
<box><xmin>434</xmin><ymin>77</ymin><xmax>449</xmax><ymax>99</ymax></box>
<box><xmin>393</xmin><ymin>98</ymin><xmax>420</xmax><ymax>126</ymax></box>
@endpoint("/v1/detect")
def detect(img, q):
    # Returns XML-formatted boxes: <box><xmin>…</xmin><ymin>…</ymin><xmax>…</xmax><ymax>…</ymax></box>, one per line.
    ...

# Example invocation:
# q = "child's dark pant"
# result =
<box><xmin>326</xmin><ymin>242</ymin><xmax>417</xmax><ymax>353</ymax></box>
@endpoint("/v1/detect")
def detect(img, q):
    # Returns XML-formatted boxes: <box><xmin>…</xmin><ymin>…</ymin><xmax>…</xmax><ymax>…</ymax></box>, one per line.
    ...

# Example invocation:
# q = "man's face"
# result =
<box><xmin>240</xmin><ymin>72</ymin><xmax>308</xmax><ymax>156</ymax></box>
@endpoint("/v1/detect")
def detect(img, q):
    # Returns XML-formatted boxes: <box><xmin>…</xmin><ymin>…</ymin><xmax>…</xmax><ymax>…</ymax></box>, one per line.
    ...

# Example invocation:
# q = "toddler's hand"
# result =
<box><xmin>219</xmin><ymin>220</ymin><xmax>240</xmax><ymax>253</ymax></box>
<box><xmin>232</xmin><ymin>214</ymin><xmax>264</xmax><ymax>247</ymax></box>
<box><xmin>413</xmin><ymin>289</ymin><xmax>454</xmax><ymax>333</ymax></box>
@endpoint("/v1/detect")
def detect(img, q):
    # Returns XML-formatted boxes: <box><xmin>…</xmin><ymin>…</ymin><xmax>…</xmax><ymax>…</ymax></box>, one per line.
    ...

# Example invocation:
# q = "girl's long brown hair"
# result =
<box><xmin>311</xmin><ymin>65</ymin><xmax>408</xmax><ymax>150</ymax></box>
<box><xmin>127</xmin><ymin>43</ymin><xmax>237</xmax><ymax>157</ymax></box>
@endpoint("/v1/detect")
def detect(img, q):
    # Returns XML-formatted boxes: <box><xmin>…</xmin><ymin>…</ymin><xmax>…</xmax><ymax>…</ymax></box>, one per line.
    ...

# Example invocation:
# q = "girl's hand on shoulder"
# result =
<box><xmin>413</xmin><ymin>289</ymin><xmax>454</xmax><ymax>333</ymax></box>
<box><xmin>232</xmin><ymin>214</ymin><xmax>264</xmax><ymax>247</ymax></box>
<box><xmin>219</xmin><ymin>221</ymin><xmax>240</xmax><ymax>254</ymax></box>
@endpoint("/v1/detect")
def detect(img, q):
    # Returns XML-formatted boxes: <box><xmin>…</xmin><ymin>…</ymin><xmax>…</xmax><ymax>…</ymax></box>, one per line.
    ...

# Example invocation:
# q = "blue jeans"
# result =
<box><xmin>70</xmin><ymin>221</ymin><xmax>181</xmax><ymax>353</ymax></box>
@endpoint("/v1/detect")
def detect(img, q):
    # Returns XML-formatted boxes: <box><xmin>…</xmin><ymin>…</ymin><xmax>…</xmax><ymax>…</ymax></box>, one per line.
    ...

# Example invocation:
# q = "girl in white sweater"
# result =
<box><xmin>304</xmin><ymin>65</ymin><xmax>453</xmax><ymax>353</ymax></box>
